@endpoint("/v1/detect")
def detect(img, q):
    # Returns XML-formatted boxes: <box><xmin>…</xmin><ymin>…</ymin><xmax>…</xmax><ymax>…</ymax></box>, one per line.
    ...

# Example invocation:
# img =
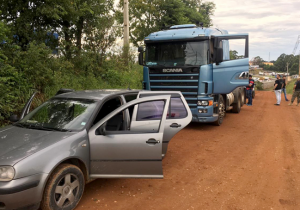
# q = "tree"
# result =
<box><xmin>117</xmin><ymin>0</ymin><xmax>215</xmax><ymax>46</ymax></box>
<box><xmin>251</xmin><ymin>56</ymin><xmax>264</xmax><ymax>66</ymax></box>
<box><xmin>230</xmin><ymin>50</ymin><xmax>238</xmax><ymax>60</ymax></box>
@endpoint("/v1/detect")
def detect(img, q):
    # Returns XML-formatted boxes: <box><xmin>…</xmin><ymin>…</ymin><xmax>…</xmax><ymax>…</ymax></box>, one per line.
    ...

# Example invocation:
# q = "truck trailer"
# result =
<box><xmin>138</xmin><ymin>24</ymin><xmax>249</xmax><ymax>125</ymax></box>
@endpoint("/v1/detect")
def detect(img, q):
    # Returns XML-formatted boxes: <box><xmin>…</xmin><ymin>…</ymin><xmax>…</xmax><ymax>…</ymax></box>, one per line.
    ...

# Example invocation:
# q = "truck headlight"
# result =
<box><xmin>0</xmin><ymin>166</ymin><xmax>15</xmax><ymax>181</ymax></box>
<box><xmin>197</xmin><ymin>100</ymin><xmax>213</xmax><ymax>106</ymax></box>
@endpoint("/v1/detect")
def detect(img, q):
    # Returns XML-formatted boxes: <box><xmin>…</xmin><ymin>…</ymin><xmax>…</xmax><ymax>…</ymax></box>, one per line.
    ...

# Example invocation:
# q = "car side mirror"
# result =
<box><xmin>216</xmin><ymin>47</ymin><xmax>223</xmax><ymax>65</ymax></box>
<box><xmin>97</xmin><ymin>122</ymin><xmax>107</xmax><ymax>136</ymax></box>
<box><xmin>9</xmin><ymin>115</ymin><xmax>19</xmax><ymax>123</ymax></box>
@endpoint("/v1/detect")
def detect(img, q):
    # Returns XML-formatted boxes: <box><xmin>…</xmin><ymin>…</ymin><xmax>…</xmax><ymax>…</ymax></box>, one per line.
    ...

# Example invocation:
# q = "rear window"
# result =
<box><xmin>167</xmin><ymin>98</ymin><xmax>187</xmax><ymax>119</ymax></box>
<box><xmin>137</xmin><ymin>100</ymin><xmax>165</xmax><ymax>121</ymax></box>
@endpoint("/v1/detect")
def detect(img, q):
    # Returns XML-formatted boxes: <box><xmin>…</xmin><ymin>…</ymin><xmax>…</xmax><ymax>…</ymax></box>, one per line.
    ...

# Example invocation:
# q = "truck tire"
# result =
<box><xmin>241</xmin><ymin>90</ymin><xmax>245</xmax><ymax>107</ymax></box>
<box><xmin>41</xmin><ymin>164</ymin><xmax>85</xmax><ymax>210</ymax></box>
<box><xmin>213</xmin><ymin>95</ymin><xmax>225</xmax><ymax>126</ymax></box>
<box><xmin>252</xmin><ymin>91</ymin><xmax>255</xmax><ymax>99</ymax></box>
<box><xmin>232</xmin><ymin>94</ymin><xmax>241</xmax><ymax>113</ymax></box>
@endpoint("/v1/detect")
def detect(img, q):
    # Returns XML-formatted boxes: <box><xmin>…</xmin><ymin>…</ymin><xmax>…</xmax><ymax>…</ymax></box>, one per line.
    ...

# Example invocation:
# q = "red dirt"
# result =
<box><xmin>76</xmin><ymin>91</ymin><xmax>300</xmax><ymax>210</ymax></box>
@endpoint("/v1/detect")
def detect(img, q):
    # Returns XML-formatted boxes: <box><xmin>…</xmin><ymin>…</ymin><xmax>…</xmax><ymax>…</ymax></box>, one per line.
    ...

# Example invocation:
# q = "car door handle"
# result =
<box><xmin>170</xmin><ymin>123</ymin><xmax>181</xmax><ymax>128</ymax></box>
<box><xmin>146</xmin><ymin>138</ymin><xmax>160</xmax><ymax>144</ymax></box>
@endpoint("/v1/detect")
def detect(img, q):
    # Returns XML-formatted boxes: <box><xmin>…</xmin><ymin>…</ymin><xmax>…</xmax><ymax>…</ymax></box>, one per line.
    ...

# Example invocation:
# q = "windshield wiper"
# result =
<box><xmin>14</xmin><ymin>123</ymin><xmax>70</xmax><ymax>132</ymax></box>
<box><xmin>43</xmin><ymin>127</ymin><xmax>72</xmax><ymax>132</ymax></box>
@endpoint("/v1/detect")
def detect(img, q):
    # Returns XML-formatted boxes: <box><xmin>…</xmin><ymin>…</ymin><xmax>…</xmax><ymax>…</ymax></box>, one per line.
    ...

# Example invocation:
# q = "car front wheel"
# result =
<box><xmin>41</xmin><ymin>164</ymin><xmax>85</xmax><ymax>210</ymax></box>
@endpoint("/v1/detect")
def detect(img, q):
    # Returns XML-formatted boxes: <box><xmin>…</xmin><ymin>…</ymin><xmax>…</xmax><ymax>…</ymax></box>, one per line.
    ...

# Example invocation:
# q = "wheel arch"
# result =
<box><xmin>41</xmin><ymin>156</ymin><xmax>90</xmax><ymax>205</ymax></box>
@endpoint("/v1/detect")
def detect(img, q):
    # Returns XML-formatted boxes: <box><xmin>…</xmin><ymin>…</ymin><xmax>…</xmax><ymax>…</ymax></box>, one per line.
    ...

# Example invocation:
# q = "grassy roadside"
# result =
<box><xmin>286</xmin><ymin>79</ymin><xmax>297</xmax><ymax>94</ymax></box>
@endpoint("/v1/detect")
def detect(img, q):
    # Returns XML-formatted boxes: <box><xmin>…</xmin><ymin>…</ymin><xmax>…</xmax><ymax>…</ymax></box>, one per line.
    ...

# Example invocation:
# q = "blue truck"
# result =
<box><xmin>138</xmin><ymin>24</ymin><xmax>249</xmax><ymax>125</ymax></box>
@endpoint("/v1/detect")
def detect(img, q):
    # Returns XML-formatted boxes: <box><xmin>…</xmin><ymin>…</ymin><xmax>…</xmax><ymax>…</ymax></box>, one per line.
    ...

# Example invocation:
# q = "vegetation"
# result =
<box><xmin>251</xmin><ymin>55</ymin><xmax>300</xmax><ymax>75</ymax></box>
<box><xmin>286</xmin><ymin>79</ymin><xmax>297</xmax><ymax>95</ymax></box>
<box><xmin>0</xmin><ymin>0</ymin><xmax>215</xmax><ymax>127</ymax></box>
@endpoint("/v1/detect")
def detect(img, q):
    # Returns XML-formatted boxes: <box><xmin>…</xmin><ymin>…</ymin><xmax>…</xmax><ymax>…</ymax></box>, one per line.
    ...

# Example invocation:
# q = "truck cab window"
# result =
<box><xmin>146</xmin><ymin>41</ymin><xmax>209</xmax><ymax>67</ymax></box>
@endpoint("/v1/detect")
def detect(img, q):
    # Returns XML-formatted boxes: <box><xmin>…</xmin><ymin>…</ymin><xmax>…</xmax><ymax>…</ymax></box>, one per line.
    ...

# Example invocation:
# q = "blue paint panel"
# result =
<box><xmin>213</xmin><ymin>58</ymin><xmax>249</xmax><ymax>94</ymax></box>
<box><xmin>143</xmin><ymin>66</ymin><xmax>150</xmax><ymax>90</ymax></box>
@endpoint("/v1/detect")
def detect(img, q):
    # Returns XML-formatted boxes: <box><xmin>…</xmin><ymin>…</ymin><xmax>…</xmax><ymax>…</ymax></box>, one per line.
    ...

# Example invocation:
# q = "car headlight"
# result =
<box><xmin>0</xmin><ymin>166</ymin><xmax>15</xmax><ymax>181</ymax></box>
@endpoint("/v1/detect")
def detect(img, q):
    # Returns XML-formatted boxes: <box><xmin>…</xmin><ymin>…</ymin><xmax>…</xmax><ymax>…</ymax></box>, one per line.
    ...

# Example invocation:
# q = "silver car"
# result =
<box><xmin>0</xmin><ymin>89</ymin><xmax>191</xmax><ymax>210</ymax></box>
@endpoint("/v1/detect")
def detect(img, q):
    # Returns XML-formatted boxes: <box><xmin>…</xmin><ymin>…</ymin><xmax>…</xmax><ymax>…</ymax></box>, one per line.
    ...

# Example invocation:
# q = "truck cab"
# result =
<box><xmin>138</xmin><ymin>24</ymin><xmax>249</xmax><ymax>125</ymax></box>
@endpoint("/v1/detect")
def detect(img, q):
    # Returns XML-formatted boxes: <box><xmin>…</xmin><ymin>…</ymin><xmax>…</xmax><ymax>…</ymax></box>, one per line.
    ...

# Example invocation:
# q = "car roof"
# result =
<box><xmin>53</xmin><ymin>89</ymin><xmax>140</xmax><ymax>101</ymax></box>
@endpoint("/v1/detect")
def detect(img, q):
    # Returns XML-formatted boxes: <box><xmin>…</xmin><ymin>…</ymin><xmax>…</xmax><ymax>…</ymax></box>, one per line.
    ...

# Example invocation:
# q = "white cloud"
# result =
<box><xmin>211</xmin><ymin>0</ymin><xmax>300</xmax><ymax>61</ymax></box>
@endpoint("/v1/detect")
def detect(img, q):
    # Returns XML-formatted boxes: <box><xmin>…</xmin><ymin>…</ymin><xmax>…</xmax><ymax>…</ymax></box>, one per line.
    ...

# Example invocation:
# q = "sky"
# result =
<box><xmin>211</xmin><ymin>0</ymin><xmax>300</xmax><ymax>61</ymax></box>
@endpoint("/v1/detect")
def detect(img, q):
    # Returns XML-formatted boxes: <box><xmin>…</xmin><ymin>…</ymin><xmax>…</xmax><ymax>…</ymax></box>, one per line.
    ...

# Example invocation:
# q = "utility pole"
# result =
<box><xmin>123</xmin><ymin>0</ymin><xmax>129</xmax><ymax>48</ymax></box>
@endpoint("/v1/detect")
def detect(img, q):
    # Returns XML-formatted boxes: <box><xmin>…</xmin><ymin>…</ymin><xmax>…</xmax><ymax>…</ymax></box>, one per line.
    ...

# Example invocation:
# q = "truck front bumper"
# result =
<box><xmin>0</xmin><ymin>173</ymin><xmax>48</xmax><ymax>210</ymax></box>
<box><xmin>190</xmin><ymin>107</ymin><xmax>218</xmax><ymax>123</ymax></box>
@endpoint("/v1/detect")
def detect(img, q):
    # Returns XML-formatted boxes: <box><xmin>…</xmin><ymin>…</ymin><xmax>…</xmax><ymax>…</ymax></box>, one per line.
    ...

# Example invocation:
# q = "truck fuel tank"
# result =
<box><xmin>227</xmin><ymin>92</ymin><xmax>234</xmax><ymax>106</ymax></box>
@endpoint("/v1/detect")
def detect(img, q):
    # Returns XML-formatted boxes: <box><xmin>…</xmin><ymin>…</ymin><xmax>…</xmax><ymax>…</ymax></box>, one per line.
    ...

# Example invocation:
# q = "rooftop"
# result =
<box><xmin>53</xmin><ymin>89</ymin><xmax>140</xmax><ymax>101</ymax></box>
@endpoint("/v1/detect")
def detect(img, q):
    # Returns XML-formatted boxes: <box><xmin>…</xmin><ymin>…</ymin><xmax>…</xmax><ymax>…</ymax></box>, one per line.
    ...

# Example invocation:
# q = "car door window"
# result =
<box><xmin>97</xmin><ymin>100</ymin><xmax>166</xmax><ymax>135</ymax></box>
<box><xmin>167</xmin><ymin>98</ymin><xmax>188</xmax><ymax>119</ymax></box>
<box><xmin>92</xmin><ymin>97</ymin><xmax>122</xmax><ymax>126</ymax></box>
<box><xmin>137</xmin><ymin>100</ymin><xmax>165</xmax><ymax>121</ymax></box>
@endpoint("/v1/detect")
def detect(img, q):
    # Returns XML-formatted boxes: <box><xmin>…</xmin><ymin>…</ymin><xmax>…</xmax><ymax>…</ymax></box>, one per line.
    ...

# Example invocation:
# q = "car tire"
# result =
<box><xmin>213</xmin><ymin>95</ymin><xmax>225</xmax><ymax>126</ymax></box>
<box><xmin>252</xmin><ymin>91</ymin><xmax>255</xmax><ymax>99</ymax></box>
<box><xmin>41</xmin><ymin>164</ymin><xmax>85</xmax><ymax>210</ymax></box>
<box><xmin>232</xmin><ymin>95</ymin><xmax>241</xmax><ymax>113</ymax></box>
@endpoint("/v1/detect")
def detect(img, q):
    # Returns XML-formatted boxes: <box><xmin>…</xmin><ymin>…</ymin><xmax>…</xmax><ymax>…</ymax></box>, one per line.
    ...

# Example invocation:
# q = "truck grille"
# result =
<box><xmin>149</xmin><ymin>73</ymin><xmax>199</xmax><ymax>107</ymax></box>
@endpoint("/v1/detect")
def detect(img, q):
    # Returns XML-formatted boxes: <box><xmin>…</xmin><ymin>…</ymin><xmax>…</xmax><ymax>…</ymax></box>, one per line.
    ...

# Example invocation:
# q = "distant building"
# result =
<box><xmin>263</xmin><ymin>62</ymin><xmax>274</xmax><ymax>66</ymax></box>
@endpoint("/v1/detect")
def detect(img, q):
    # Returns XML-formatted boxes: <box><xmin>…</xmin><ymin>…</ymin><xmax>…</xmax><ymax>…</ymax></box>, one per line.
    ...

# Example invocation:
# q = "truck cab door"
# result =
<box><xmin>212</xmin><ymin>34</ymin><xmax>249</xmax><ymax>94</ymax></box>
<box><xmin>137</xmin><ymin>91</ymin><xmax>192</xmax><ymax>157</ymax></box>
<box><xmin>88</xmin><ymin>95</ymin><xmax>170</xmax><ymax>179</ymax></box>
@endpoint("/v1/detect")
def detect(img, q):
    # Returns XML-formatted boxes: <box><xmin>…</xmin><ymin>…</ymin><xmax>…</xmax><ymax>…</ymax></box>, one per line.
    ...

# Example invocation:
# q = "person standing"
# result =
<box><xmin>288</xmin><ymin>77</ymin><xmax>300</xmax><ymax>106</ymax></box>
<box><xmin>273</xmin><ymin>74</ymin><xmax>283</xmax><ymax>106</ymax></box>
<box><xmin>281</xmin><ymin>75</ymin><xmax>289</xmax><ymax>101</ymax></box>
<box><xmin>246</xmin><ymin>75</ymin><xmax>254</xmax><ymax>106</ymax></box>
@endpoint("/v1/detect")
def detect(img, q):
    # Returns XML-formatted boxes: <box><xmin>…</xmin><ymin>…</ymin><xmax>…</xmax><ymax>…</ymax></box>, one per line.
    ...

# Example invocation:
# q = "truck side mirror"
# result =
<box><xmin>138</xmin><ymin>46</ymin><xmax>144</xmax><ymax>52</ymax></box>
<box><xmin>138</xmin><ymin>46</ymin><xmax>144</xmax><ymax>66</ymax></box>
<box><xmin>138</xmin><ymin>52</ymin><xmax>144</xmax><ymax>66</ymax></box>
<box><xmin>216</xmin><ymin>48</ymin><xmax>223</xmax><ymax>65</ymax></box>
<box><xmin>9</xmin><ymin>114</ymin><xmax>19</xmax><ymax>123</ymax></box>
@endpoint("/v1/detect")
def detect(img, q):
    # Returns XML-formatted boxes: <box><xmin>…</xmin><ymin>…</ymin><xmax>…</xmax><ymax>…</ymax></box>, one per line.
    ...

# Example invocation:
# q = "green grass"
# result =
<box><xmin>286</xmin><ymin>79</ymin><xmax>297</xmax><ymax>94</ymax></box>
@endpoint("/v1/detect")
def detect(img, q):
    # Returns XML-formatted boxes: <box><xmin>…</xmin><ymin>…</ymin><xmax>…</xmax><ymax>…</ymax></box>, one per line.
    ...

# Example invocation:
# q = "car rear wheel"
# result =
<box><xmin>41</xmin><ymin>164</ymin><xmax>85</xmax><ymax>210</ymax></box>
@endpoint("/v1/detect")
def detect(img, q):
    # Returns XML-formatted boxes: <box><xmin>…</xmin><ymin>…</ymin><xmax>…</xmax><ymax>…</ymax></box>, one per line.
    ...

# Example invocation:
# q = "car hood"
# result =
<box><xmin>0</xmin><ymin>125</ymin><xmax>76</xmax><ymax>166</ymax></box>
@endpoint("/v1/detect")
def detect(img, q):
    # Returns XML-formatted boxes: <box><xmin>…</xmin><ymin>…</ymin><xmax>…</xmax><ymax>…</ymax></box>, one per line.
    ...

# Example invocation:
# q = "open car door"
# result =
<box><xmin>137</xmin><ymin>91</ymin><xmax>192</xmax><ymax>157</ymax></box>
<box><xmin>212</xmin><ymin>34</ymin><xmax>249</xmax><ymax>94</ymax></box>
<box><xmin>89</xmin><ymin>95</ymin><xmax>171</xmax><ymax>179</ymax></box>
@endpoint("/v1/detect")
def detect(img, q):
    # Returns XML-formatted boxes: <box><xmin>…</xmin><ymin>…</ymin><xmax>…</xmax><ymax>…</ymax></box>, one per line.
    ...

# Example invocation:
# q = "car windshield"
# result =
<box><xmin>16</xmin><ymin>99</ymin><xmax>97</xmax><ymax>131</ymax></box>
<box><xmin>146</xmin><ymin>40</ymin><xmax>209</xmax><ymax>67</ymax></box>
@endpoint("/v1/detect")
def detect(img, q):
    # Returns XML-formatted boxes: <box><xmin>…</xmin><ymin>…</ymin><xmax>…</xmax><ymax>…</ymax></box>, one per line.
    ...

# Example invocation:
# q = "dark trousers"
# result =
<box><xmin>246</xmin><ymin>89</ymin><xmax>253</xmax><ymax>105</ymax></box>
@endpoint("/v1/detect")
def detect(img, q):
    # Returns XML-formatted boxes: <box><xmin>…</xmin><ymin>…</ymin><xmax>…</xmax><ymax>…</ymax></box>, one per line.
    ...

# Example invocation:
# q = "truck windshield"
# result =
<box><xmin>16</xmin><ymin>99</ymin><xmax>97</xmax><ymax>131</ymax></box>
<box><xmin>146</xmin><ymin>40</ymin><xmax>209</xmax><ymax>67</ymax></box>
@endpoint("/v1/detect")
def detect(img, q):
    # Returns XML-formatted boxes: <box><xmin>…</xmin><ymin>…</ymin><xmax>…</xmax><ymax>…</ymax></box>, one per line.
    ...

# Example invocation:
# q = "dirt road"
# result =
<box><xmin>77</xmin><ymin>91</ymin><xmax>300</xmax><ymax>210</ymax></box>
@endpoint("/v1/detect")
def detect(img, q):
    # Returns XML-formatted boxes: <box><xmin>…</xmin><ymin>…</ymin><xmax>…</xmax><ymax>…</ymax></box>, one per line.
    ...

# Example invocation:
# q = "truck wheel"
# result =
<box><xmin>232</xmin><ymin>95</ymin><xmax>241</xmax><ymax>113</ymax></box>
<box><xmin>41</xmin><ymin>164</ymin><xmax>85</xmax><ymax>210</ymax></box>
<box><xmin>241</xmin><ymin>90</ymin><xmax>245</xmax><ymax>107</ymax></box>
<box><xmin>213</xmin><ymin>95</ymin><xmax>225</xmax><ymax>126</ymax></box>
<box><xmin>252</xmin><ymin>91</ymin><xmax>255</xmax><ymax>99</ymax></box>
